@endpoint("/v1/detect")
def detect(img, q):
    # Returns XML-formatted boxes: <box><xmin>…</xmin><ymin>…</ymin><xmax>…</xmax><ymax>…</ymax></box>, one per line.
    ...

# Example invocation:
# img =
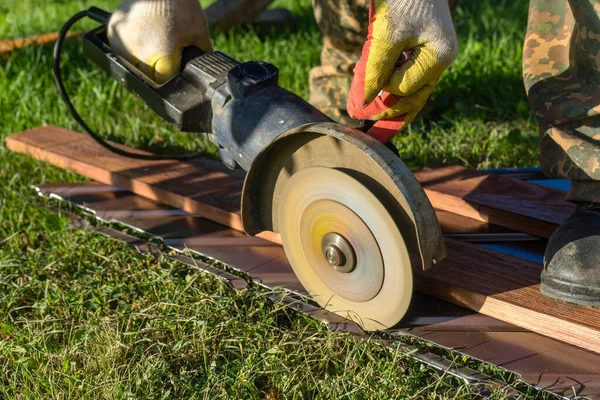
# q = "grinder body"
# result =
<box><xmin>83</xmin><ymin>26</ymin><xmax>330</xmax><ymax>170</ymax></box>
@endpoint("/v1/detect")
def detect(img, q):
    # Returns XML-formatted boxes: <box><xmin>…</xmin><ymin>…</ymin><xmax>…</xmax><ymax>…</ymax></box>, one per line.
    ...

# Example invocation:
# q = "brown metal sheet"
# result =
<box><xmin>48</xmin><ymin>206</ymin><xmax>250</xmax><ymax>291</ymax></box>
<box><xmin>36</xmin><ymin>183</ymin><xmax>190</xmax><ymax>218</ymax></box>
<box><xmin>37</xmin><ymin>183</ymin><xmax>302</xmax><ymax>292</ymax></box>
<box><xmin>393</xmin><ymin>296</ymin><xmax>600</xmax><ymax>397</ymax></box>
<box><xmin>399</xmin><ymin>293</ymin><xmax>523</xmax><ymax>331</ymax></box>
<box><xmin>407</xmin><ymin>331</ymin><xmax>600</xmax><ymax>397</ymax></box>
<box><xmin>245</xmin><ymin>256</ymin><xmax>307</xmax><ymax>294</ymax></box>
<box><xmin>37</xmin><ymin>182</ymin><xmax>600</xmax><ymax>399</ymax></box>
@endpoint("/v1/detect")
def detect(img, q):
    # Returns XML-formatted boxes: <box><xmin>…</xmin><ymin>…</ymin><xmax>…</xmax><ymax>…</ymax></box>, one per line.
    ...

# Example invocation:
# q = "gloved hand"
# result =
<box><xmin>347</xmin><ymin>0</ymin><xmax>458</xmax><ymax>142</ymax></box>
<box><xmin>108</xmin><ymin>0</ymin><xmax>212</xmax><ymax>84</ymax></box>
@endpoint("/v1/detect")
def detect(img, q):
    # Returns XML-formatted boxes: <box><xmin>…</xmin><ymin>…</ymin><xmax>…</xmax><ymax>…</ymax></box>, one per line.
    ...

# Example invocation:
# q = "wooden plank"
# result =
<box><xmin>414</xmin><ymin>166</ymin><xmax>574</xmax><ymax>238</ymax></box>
<box><xmin>7</xmin><ymin>126</ymin><xmax>573</xmax><ymax>240</ymax></box>
<box><xmin>416</xmin><ymin>239</ymin><xmax>600</xmax><ymax>354</ymax></box>
<box><xmin>5</xmin><ymin>126</ymin><xmax>279</xmax><ymax>244</ymax></box>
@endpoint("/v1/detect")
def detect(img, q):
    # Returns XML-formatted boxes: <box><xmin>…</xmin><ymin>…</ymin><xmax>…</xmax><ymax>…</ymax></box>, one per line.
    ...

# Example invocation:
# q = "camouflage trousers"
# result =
<box><xmin>524</xmin><ymin>0</ymin><xmax>600</xmax><ymax>202</ymax></box>
<box><xmin>309</xmin><ymin>0</ymin><xmax>370</xmax><ymax>127</ymax></box>
<box><xmin>311</xmin><ymin>0</ymin><xmax>600</xmax><ymax>202</ymax></box>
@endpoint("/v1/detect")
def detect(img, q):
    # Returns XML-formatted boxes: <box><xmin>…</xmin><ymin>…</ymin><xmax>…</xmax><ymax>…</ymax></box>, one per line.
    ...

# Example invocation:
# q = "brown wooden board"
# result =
<box><xmin>7</xmin><ymin>126</ymin><xmax>573</xmax><ymax>240</ymax></box>
<box><xmin>9</xmin><ymin>126</ymin><xmax>600</xmax><ymax>353</ymax></box>
<box><xmin>414</xmin><ymin>166</ymin><xmax>574</xmax><ymax>238</ymax></box>
<box><xmin>5</xmin><ymin>126</ymin><xmax>281</xmax><ymax>242</ymax></box>
<box><xmin>416</xmin><ymin>239</ymin><xmax>600</xmax><ymax>353</ymax></box>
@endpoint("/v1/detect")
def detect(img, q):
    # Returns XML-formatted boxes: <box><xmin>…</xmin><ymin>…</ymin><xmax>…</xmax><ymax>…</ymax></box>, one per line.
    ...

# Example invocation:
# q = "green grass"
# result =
<box><xmin>0</xmin><ymin>0</ymin><xmax>551</xmax><ymax>398</ymax></box>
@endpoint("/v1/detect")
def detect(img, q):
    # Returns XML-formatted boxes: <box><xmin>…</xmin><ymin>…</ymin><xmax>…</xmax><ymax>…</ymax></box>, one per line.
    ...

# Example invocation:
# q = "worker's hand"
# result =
<box><xmin>347</xmin><ymin>0</ymin><xmax>458</xmax><ymax>142</ymax></box>
<box><xmin>108</xmin><ymin>0</ymin><xmax>212</xmax><ymax>84</ymax></box>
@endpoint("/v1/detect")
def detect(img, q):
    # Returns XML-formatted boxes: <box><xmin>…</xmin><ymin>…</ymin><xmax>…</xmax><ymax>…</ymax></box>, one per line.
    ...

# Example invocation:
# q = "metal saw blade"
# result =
<box><xmin>278</xmin><ymin>167</ymin><xmax>413</xmax><ymax>331</ymax></box>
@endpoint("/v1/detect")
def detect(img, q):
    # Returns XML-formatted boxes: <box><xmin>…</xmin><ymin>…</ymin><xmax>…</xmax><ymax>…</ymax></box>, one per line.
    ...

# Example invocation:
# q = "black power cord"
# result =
<box><xmin>53</xmin><ymin>8</ymin><xmax>205</xmax><ymax>160</ymax></box>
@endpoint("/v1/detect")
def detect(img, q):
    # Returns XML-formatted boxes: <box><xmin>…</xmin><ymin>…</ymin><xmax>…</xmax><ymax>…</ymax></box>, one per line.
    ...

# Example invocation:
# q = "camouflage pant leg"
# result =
<box><xmin>524</xmin><ymin>0</ymin><xmax>600</xmax><ymax>202</ymax></box>
<box><xmin>309</xmin><ymin>0</ymin><xmax>461</xmax><ymax>127</ymax></box>
<box><xmin>310</xmin><ymin>0</ymin><xmax>369</xmax><ymax>127</ymax></box>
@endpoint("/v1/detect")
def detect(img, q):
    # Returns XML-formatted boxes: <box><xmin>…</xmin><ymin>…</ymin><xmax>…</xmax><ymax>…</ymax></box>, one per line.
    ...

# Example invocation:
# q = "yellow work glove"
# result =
<box><xmin>347</xmin><ymin>0</ymin><xmax>458</xmax><ymax>142</ymax></box>
<box><xmin>108</xmin><ymin>0</ymin><xmax>212</xmax><ymax>84</ymax></box>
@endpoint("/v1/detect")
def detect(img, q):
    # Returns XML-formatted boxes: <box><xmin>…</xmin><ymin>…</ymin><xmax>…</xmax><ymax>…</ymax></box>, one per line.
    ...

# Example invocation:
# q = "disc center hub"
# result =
<box><xmin>321</xmin><ymin>232</ymin><xmax>356</xmax><ymax>273</ymax></box>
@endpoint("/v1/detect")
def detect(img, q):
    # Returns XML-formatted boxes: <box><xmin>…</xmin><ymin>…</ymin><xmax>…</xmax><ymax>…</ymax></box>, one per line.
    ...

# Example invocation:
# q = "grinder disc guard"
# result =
<box><xmin>241</xmin><ymin>125</ymin><xmax>446</xmax><ymax>330</ymax></box>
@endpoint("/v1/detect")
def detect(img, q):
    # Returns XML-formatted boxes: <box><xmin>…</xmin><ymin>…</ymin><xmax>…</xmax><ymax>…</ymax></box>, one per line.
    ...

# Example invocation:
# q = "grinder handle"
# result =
<box><xmin>84</xmin><ymin>7</ymin><xmax>204</xmax><ymax>84</ymax></box>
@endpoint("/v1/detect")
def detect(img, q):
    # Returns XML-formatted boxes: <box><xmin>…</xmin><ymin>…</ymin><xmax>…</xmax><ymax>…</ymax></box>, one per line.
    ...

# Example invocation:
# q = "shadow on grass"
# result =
<box><xmin>427</xmin><ymin>71</ymin><xmax>530</xmax><ymax>123</ymax></box>
<box><xmin>208</xmin><ymin>3</ymin><xmax>319</xmax><ymax>50</ymax></box>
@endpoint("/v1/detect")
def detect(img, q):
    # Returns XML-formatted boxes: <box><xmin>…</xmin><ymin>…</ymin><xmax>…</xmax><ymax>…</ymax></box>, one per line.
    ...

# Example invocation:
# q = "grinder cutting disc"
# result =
<box><xmin>278</xmin><ymin>166</ymin><xmax>412</xmax><ymax>331</ymax></box>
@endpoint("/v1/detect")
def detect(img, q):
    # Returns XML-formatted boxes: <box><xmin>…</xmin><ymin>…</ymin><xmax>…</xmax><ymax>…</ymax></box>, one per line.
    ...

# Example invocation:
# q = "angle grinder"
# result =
<box><xmin>53</xmin><ymin>7</ymin><xmax>446</xmax><ymax>331</ymax></box>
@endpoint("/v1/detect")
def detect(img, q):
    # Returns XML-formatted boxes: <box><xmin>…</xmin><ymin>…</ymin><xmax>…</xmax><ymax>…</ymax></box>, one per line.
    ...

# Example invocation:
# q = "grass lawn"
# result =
<box><xmin>0</xmin><ymin>0</ymin><xmax>549</xmax><ymax>398</ymax></box>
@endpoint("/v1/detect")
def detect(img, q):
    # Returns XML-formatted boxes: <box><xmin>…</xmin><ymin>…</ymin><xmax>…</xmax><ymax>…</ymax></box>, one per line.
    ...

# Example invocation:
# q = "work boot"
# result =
<box><xmin>541</xmin><ymin>202</ymin><xmax>600</xmax><ymax>307</ymax></box>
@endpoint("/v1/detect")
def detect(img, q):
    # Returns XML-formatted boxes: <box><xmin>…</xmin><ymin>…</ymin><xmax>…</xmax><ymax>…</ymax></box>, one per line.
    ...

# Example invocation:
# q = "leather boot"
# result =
<box><xmin>541</xmin><ymin>202</ymin><xmax>600</xmax><ymax>307</ymax></box>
